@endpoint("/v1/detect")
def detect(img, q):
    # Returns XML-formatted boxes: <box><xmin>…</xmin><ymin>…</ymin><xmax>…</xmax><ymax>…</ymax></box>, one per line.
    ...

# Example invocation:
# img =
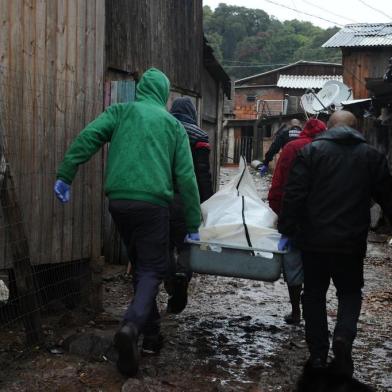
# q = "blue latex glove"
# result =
<box><xmin>278</xmin><ymin>235</ymin><xmax>291</xmax><ymax>251</ymax></box>
<box><xmin>54</xmin><ymin>179</ymin><xmax>71</xmax><ymax>203</ymax></box>
<box><xmin>184</xmin><ymin>232</ymin><xmax>200</xmax><ymax>242</ymax></box>
<box><xmin>258</xmin><ymin>164</ymin><xmax>268</xmax><ymax>176</ymax></box>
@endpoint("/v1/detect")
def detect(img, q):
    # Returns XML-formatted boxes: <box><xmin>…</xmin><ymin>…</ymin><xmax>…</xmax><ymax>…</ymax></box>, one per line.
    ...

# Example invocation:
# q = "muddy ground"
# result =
<box><xmin>0</xmin><ymin>168</ymin><xmax>391</xmax><ymax>391</ymax></box>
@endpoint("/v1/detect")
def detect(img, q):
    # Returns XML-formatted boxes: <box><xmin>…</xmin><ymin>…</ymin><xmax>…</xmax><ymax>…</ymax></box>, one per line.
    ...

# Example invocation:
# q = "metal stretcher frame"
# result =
<box><xmin>187</xmin><ymin>241</ymin><xmax>286</xmax><ymax>282</ymax></box>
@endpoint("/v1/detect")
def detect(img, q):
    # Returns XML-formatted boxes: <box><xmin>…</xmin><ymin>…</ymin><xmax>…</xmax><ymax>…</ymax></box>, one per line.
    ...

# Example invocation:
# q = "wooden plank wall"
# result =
<box><xmin>342</xmin><ymin>47</ymin><xmax>392</xmax><ymax>99</ymax></box>
<box><xmin>363</xmin><ymin>118</ymin><xmax>392</xmax><ymax>165</ymax></box>
<box><xmin>0</xmin><ymin>0</ymin><xmax>105</xmax><ymax>268</ymax></box>
<box><xmin>201</xmin><ymin>67</ymin><xmax>219</xmax><ymax>189</ymax></box>
<box><xmin>342</xmin><ymin>48</ymin><xmax>370</xmax><ymax>99</ymax></box>
<box><xmin>103</xmin><ymin>80</ymin><xmax>136</xmax><ymax>265</ymax></box>
<box><xmin>106</xmin><ymin>0</ymin><xmax>203</xmax><ymax>95</ymax></box>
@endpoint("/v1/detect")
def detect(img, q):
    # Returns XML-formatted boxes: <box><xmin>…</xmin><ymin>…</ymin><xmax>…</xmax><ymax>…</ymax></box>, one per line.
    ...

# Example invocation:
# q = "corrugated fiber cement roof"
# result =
<box><xmin>277</xmin><ymin>74</ymin><xmax>343</xmax><ymax>89</ymax></box>
<box><xmin>323</xmin><ymin>23</ymin><xmax>392</xmax><ymax>48</ymax></box>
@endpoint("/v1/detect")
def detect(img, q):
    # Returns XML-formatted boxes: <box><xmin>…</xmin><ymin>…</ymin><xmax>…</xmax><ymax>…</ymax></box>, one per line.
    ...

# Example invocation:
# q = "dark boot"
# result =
<box><xmin>306</xmin><ymin>356</ymin><xmax>327</xmax><ymax>371</ymax></box>
<box><xmin>167</xmin><ymin>273</ymin><xmax>188</xmax><ymax>314</ymax></box>
<box><xmin>285</xmin><ymin>284</ymin><xmax>302</xmax><ymax>324</ymax></box>
<box><xmin>296</xmin><ymin>356</ymin><xmax>328</xmax><ymax>392</ymax></box>
<box><xmin>142</xmin><ymin>333</ymin><xmax>164</xmax><ymax>355</ymax></box>
<box><xmin>114</xmin><ymin>322</ymin><xmax>139</xmax><ymax>377</ymax></box>
<box><xmin>331</xmin><ymin>336</ymin><xmax>354</xmax><ymax>377</ymax></box>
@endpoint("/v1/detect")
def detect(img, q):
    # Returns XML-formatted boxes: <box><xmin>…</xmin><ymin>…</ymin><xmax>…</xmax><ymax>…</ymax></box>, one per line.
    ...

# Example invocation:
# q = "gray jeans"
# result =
<box><xmin>282</xmin><ymin>247</ymin><xmax>304</xmax><ymax>286</ymax></box>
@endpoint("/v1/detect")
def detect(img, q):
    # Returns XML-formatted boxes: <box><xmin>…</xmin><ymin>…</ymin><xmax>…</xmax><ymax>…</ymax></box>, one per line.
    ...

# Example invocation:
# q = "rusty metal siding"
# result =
<box><xmin>0</xmin><ymin>0</ymin><xmax>105</xmax><ymax>267</ymax></box>
<box><xmin>106</xmin><ymin>0</ymin><xmax>203</xmax><ymax>95</ymax></box>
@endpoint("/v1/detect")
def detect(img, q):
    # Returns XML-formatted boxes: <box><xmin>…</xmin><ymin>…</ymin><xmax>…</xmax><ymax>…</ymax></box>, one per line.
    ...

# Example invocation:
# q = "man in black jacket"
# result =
<box><xmin>259</xmin><ymin>119</ymin><xmax>302</xmax><ymax>175</ymax></box>
<box><xmin>279</xmin><ymin>111</ymin><xmax>392</xmax><ymax>376</ymax></box>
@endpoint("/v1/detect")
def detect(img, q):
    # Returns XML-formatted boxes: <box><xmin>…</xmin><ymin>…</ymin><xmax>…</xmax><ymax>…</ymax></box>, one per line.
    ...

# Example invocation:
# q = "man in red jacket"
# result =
<box><xmin>268</xmin><ymin>118</ymin><xmax>326</xmax><ymax>324</ymax></box>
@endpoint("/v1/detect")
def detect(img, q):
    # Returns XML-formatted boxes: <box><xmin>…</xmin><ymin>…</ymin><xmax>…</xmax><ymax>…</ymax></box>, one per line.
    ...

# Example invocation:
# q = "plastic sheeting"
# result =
<box><xmin>200</xmin><ymin>158</ymin><xmax>281</xmax><ymax>251</ymax></box>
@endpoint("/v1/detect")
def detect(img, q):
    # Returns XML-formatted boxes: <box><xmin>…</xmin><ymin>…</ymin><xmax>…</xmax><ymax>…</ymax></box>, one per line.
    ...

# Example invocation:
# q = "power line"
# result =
<box><xmin>222</xmin><ymin>60</ymin><xmax>288</xmax><ymax>65</ymax></box>
<box><xmin>357</xmin><ymin>0</ymin><xmax>392</xmax><ymax>20</ymax></box>
<box><xmin>300</xmin><ymin>0</ymin><xmax>359</xmax><ymax>24</ymax></box>
<box><xmin>222</xmin><ymin>57</ymin><xmax>342</xmax><ymax>65</ymax></box>
<box><xmin>224</xmin><ymin>64</ymin><xmax>341</xmax><ymax>68</ymax></box>
<box><xmin>261</xmin><ymin>0</ymin><xmax>345</xmax><ymax>27</ymax></box>
<box><xmin>223</xmin><ymin>64</ymin><xmax>287</xmax><ymax>68</ymax></box>
<box><xmin>222</xmin><ymin>57</ymin><xmax>342</xmax><ymax>67</ymax></box>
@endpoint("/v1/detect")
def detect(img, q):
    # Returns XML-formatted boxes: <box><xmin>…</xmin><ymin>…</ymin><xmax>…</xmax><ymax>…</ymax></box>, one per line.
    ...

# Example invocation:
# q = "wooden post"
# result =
<box><xmin>0</xmin><ymin>166</ymin><xmax>42</xmax><ymax>344</ymax></box>
<box><xmin>253</xmin><ymin>117</ymin><xmax>263</xmax><ymax>161</ymax></box>
<box><xmin>215</xmin><ymin>82</ymin><xmax>224</xmax><ymax>192</ymax></box>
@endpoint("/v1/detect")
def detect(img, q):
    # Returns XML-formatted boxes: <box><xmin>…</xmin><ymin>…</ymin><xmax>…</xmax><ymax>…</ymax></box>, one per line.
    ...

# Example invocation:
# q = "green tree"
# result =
<box><xmin>203</xmin><ymin>4</ymin><xmax>341</xmax><ymax>80</ymax></box>
<box><xmin>206</xmin><ymin>4</ymin><xmax>271</xmax><ymax>60</ymax></box>
<box><xmin>205</xmin><ymin>32</ymin><xmax>224</xmax><ymax>62</ymax></box>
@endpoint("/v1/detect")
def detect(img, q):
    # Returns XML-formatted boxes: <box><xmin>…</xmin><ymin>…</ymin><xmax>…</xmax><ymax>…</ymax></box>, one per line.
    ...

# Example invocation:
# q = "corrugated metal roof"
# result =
<box><xmin>323</xmin><ymin>23</ymin><xmax>392</xmax><ymax>48</ymax></box>
<box><xmin>277</xmin><ymin>74</ymin><xmax>343</xmax><ymax>89</ymax></box>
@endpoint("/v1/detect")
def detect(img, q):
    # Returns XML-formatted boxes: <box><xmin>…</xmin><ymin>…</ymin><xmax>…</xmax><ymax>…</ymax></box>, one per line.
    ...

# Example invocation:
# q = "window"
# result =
<box><xmin>247</xmin><ymin>95</ymin><xmax>256</xmax><ymax>102</ymax></box>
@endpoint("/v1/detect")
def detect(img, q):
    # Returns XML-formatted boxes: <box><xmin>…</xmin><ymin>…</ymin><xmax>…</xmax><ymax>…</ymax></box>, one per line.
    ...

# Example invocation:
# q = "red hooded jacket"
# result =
<box><xmin>268</xmin><ymin>119</ymin><xmax>327</xmax><ymax>215</ymax></box>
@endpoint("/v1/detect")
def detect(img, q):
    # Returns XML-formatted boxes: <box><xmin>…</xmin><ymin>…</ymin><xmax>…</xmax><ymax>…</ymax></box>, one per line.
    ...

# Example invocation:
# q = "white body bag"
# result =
<box><xmin>199</xmin><ymin>159</ymin><xmax>281</xmax><ymax>251</ymax></box>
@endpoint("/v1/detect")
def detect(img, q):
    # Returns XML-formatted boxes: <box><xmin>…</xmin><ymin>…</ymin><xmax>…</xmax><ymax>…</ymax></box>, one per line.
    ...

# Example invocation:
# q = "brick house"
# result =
<box><xmin>223</xmin><ymin>61</ymin><xmax>343</xmax><ymax>165</ymax></box>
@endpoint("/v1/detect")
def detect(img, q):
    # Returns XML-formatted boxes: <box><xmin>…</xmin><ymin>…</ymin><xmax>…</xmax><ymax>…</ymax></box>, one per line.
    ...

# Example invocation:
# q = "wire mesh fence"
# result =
<box><xmin>0</xmin><ymin>65</ymin><xmax>104</xmax><ymax>357</ymax></box>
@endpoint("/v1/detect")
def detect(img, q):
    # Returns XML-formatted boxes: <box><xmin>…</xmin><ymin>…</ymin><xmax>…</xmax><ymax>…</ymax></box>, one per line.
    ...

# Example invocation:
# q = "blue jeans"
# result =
<box><xmin>109</xmin><ymin>200</ymin><xmax>169</xmax><ymax>336</ymax></box>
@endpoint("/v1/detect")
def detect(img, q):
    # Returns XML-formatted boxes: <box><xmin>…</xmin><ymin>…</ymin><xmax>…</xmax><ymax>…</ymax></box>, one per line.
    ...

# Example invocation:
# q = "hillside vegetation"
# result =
<box><xmin>204</xmin><ymin>4</ymin><xmax>341</xmax><ymax>79</ymax></box>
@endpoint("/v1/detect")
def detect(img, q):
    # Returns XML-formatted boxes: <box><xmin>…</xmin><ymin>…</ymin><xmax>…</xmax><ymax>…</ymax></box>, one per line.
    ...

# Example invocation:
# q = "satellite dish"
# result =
<box><xmin>312</xmin><ymin>80</ymin><xmax>352</xmax><ymax>112</ymax></box>
<box><xmin>300</xmin><ymin>93</ymin><xmax>316</xmax><ymax>114</ymax></box>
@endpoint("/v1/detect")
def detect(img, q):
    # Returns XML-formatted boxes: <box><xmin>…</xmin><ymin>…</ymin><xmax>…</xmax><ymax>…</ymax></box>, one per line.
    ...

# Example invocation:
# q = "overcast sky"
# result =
<box><xmin>203</xmin><ymin>0</ymin><xmax>392</xmax><ymax>29</ymax></box>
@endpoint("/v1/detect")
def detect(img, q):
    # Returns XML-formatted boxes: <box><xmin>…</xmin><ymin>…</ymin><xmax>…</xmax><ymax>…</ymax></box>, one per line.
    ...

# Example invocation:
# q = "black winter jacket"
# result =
<box><xmin>191</xmin><ymin>147</ymin><xmax>213</xmax><ymax>202</ymax></box>
<box><xmin>263</xmin><ymin>125</ymin><xmax>302</xmax><ymax>165</ymax></box>
<box><xmin>278</xmin><ymin>126</ymin><xmax>392</xmax><ymax>256</ymax></box>
<box><xmin>170</xmin><ymin>97</ymin><xmax>213</xmax><ymax>203</ymax></box>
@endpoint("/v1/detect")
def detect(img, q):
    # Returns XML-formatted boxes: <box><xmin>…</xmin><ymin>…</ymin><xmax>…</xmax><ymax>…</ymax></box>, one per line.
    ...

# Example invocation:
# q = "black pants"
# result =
<box><xmin>109</xmin><ymin>200</ymin><xmax>169</xmax><ymax>336</ymax></box>
<box><xmin>302</xmin><ymin>251</ymin><xmax>364</xmax><ymax>360</ymax></box>
<box><xmin>168</xmin><ymin>194</ymin><xmax>191</xmax><ymax>280</ymax></box>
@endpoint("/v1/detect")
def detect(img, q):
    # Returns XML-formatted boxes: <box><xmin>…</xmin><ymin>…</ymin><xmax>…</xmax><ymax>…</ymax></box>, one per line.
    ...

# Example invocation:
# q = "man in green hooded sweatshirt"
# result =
<box><xmin>54</xmin><ymin>68</ymin><xmax>201</xmax><ymax>376</ymax></box>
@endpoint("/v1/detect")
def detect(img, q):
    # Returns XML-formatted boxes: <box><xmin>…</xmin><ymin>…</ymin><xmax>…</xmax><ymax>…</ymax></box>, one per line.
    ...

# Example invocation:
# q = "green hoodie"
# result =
<box><xmin>57</xmin><ymin>68</ymin><xmax>201</xmax><ymax>232</ymax></box>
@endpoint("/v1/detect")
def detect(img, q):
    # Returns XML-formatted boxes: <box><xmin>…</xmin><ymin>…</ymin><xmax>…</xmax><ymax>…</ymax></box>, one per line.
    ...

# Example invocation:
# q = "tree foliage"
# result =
<box><xmin>203</xmin><ymin>4</ymin><xmax>341</xmax><ymax>80</ymax></box>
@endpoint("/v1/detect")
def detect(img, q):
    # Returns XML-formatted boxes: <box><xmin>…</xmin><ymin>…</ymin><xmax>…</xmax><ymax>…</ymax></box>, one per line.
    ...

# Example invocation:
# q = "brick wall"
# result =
<box><xmin>234</xmin><ymin>87</ymin><xmax>284</xmax><ymax>120</ymax></box>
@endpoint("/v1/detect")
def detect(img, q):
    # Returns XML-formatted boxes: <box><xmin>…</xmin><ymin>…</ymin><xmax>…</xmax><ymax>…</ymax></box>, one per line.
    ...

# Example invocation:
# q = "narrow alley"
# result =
<box><xmin>0</xmin><ymin>168</ymin><xmax>390</xmax><ymax>392</ymax></box>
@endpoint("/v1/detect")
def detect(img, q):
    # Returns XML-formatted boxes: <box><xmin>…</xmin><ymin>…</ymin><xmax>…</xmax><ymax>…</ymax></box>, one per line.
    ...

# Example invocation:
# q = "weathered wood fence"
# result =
<box><xmin>0</xmin><ymin>0</ymin><xmax>105</xmax><ymax>343</ymax></box>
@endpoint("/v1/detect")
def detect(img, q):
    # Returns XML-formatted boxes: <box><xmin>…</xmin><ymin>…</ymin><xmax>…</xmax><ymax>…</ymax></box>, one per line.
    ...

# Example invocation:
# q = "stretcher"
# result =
<box><xmin>187</xmin><ymin>241</ymin><xmax>285</xmax><ymax>282</ymax></box>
